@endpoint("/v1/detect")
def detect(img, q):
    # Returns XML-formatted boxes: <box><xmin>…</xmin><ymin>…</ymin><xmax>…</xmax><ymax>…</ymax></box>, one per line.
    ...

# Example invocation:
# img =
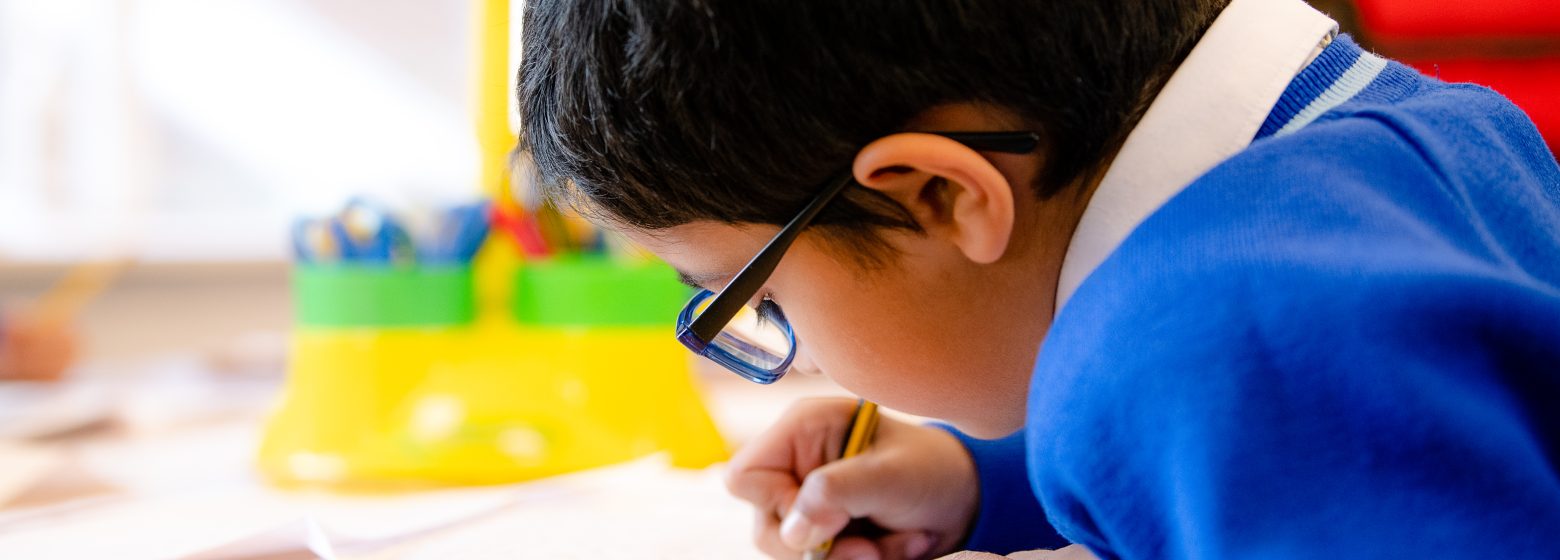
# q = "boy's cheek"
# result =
<box><xmin>788</xmin><ymin>349</ymin><xmax>824</xmax><ymax>377</ymax></box>
<box><xmin>800</xmin><ymin>319</ymin><xmax>1022</xmax><ymax>437</ymax></box>
<box><xmin>778</xmin><ymin>240</ymin><xmax>1016</xmax><ymax>427</ymax></box>
<box><xmin>794</xmin><ymin>309</ymin><xmax>971</xmax><ymax>420</ymax></box>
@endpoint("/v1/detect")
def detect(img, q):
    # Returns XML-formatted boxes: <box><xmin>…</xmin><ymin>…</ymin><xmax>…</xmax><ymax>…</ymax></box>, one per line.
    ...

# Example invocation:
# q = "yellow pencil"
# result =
<box><xmin>804</xmin><ymin>400</ymin><xmax>880</xmax><ymax>560</ymax></box>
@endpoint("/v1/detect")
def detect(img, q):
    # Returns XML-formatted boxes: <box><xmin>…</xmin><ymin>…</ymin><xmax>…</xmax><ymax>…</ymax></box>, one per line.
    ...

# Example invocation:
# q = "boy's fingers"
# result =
<box><xmin>780</xmin><ymin>458</ymin><xmax>890</xmax><ymax>549</ymax></box>
<box><xmin>822</xmin><ymin>531</ymin><xmax>938</xmax><ymax>560</ymax></box>
<box><xmin>727</xmin><ymin>467</ymin><xmax>800</xmax><ymax>515</ymax></box>
<box><xmin>730</xmin><ymin>397</ymin><xmax>907</xmax><ymax>557</ymax></box>
<box><xmin>879</xmin><ymin>531</ymin><xmax>939</xmax><ymax>560</ymax></box>
<box><xmin>1013</xmin><ymin>545</ymin><xmax>1096</xmax><ymax>560</ymax></box>
<box><xmin>827</xmin><ymin>535</ymin><xmax>881</xmax><ymax>560</ymax></box>
<box><xmin>780</xmin><ymin>503</ymin><xmax>846</xmax><ymax>552</ymax></box>
<box><xmin>847</xmin><ymin>531</ymin><xmax>939</xmax><ymax>560</ymax></box>
<box><xmin>752</xmin><ymin>509</ymin><xmax>793</xmax><ymax>559</ymax></box>
<box><xmin>934</xmin><ymin>552</ymin><xmax>1006</xmax><ymax>560</ymax></box>
<box><xmin>727</xmin><ymin>397</ymin><xmax>868</xmax><ymax>514</ymax></box>
<box><xmin>727</xmin><ymin>397</ymin><xmax>859</xmax><ymax>487</ymax></box>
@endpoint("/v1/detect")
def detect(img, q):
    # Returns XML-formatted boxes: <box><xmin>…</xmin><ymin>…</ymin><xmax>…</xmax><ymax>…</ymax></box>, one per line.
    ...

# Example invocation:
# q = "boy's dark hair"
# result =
<box><xmin>517</xmin><ymin>0</ymin><xmax>1230</xmax><ymax>260</ymax></box>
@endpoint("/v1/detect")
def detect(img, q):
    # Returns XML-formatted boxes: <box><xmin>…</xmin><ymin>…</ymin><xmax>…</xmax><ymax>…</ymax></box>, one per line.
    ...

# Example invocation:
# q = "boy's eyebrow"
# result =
<box><xmin>675</xmin><ymin>269</ymin><xmax>730</xmax><ymax>290</ymax></box>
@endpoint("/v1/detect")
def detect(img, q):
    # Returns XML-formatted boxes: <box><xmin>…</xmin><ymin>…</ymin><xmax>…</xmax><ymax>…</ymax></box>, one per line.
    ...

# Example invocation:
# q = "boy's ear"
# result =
<box><xmin>852</xmin><ymin>133</ymin><xmax>1015</xmax><ymax>264</ymax></box>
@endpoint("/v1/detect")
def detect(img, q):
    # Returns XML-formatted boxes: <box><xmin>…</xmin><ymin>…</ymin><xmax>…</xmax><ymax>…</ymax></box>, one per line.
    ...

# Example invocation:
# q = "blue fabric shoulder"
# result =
<box><xmin>1028</xmin><ymin>71</ymin><xmax>1560</xmax><ymax>559</ymax></box>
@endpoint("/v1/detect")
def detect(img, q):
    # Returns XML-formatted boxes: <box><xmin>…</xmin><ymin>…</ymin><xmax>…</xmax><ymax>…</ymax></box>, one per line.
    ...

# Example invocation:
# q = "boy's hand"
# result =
<box><xmin>937</xmin><ymin>545</ymin><xmax>1097</xmax><ymax>560</ymax></box>
<box><xmin>726</xmin><ymin>398</ymin><xmax>980</xmax><ymax>560</ymax></box>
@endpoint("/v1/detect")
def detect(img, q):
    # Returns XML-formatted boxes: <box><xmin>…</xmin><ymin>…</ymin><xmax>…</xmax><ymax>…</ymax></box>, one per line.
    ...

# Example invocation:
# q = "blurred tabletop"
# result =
<box><xmin>0</xmin><ymin>353</ymin><xmax>854</xmax><ymax>559</ymax></box>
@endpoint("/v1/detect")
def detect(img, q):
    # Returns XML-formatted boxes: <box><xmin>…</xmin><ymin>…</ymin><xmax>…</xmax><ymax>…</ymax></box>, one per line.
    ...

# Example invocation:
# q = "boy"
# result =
<box><xmin>514</xmin><ymin>0</ymin><xmax>1560</xmax><ymax>558</ymax></box>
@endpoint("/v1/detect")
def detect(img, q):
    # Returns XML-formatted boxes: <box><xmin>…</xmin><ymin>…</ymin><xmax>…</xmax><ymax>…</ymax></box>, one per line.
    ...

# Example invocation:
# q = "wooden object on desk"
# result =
<box><xmin>0</xmin><ymin>260</ymin><xmax>128</xmax><ymax>381</ymax></box>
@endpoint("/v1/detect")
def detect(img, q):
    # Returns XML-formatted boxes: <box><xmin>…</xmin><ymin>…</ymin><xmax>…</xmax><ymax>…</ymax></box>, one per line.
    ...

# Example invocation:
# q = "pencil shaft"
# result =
<box><xmin>807</xmin><ymin>400</ymin><xmax>880</xmax><ymax>559</ymax></box>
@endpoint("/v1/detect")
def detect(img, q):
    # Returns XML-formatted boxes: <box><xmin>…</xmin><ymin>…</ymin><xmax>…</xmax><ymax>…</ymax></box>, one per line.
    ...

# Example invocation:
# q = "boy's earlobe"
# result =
<box><xmin>852</xmin><ymin>133</ymin><xmax>1015</xmax><ymax>264</ymax></box>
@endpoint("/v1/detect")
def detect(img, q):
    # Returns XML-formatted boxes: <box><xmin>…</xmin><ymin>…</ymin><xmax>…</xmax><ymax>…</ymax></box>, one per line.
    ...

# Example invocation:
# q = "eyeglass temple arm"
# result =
<box><xmin>684</xmin><ymin>131</ymin><xmax>1039</xmax><ymax>343</ymax></box>
<box><xmin>686</xmin><ymin>172</ymin><xmax>855</xmax><ymax>342</ymax></box>
<box><xmin>930</xmin><ymin>131</ymin><xmax>1041</xmax><ymax>154</ymax></box>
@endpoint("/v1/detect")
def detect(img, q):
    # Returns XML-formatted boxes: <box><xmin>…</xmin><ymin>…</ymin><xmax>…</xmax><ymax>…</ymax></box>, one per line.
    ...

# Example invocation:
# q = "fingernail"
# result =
<box><xmin>904</xmin><ymin>532</ymin><xmax>934</xmax><ymax>559</ymax></box>
<box><xmin>779</xmin><ymin>510</ymin><xmax>819</xmax><ymax>548</ymax></box>
<box><xmin>779</xmin><ymin>510</ymin><xmax>804</xmax><ymax>546</ymax></box>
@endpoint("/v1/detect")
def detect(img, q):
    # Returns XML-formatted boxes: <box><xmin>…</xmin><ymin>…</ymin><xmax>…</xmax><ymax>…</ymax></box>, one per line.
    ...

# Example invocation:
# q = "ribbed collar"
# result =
<box><xmin>1257</xmin><ymin>35</ymin><xmax>1369</xmax><ymax>139</ymax></box>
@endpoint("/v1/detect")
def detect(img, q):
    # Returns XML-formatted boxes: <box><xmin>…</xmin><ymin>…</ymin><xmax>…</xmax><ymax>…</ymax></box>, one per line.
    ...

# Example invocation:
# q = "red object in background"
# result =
<box><xmin>488</xmin><ymin>205</ymin><xmax>554</xmax><ymax>259</ymax></box>
<box><xmin>1354</xmin><ymin>0</ymin><xmax>1560</xmax><ymax>40</ymax></box>
<box><xmin>1352</xmin><ymin>0</ymin><xmax>1560</xmax><ymax>156</ymax></box>
<box><xmin>0</xmin><ymin>313</ymin><xmax>78</xmax><ymax>382</ymax></box>
<box><xmin>1408</xmin><ymin>57</ymin><xmax>1560</xmax><ymax>154</ymax></box>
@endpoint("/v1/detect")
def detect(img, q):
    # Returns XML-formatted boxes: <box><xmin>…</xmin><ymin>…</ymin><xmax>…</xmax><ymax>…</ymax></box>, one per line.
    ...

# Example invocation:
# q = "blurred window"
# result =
<box><xmin>0</xmin><ymin>0</ymin><xmax>492</xmax><ymax>262</ymax></box>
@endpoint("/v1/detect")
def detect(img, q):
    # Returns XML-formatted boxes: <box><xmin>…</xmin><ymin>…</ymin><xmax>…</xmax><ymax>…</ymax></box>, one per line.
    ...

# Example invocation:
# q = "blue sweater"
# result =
<box><xmin>955</xmin><ymin>37</ymin><xmax>1560</xmax><ymax>558</ymax></box>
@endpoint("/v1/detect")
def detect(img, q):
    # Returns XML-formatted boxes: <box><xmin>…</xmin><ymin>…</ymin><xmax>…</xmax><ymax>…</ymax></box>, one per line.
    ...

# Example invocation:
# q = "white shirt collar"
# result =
<box><xmin>1053</xmin><ymin>0</ymin><xmax>1337</xmax><ymax>313</ymax></box>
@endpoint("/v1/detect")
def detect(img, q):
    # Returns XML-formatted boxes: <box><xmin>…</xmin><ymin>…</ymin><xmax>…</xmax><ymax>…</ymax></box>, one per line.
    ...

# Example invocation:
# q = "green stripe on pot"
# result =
<box><xmin>513</xmin><ymin>256</ymin><xmax>690</xmax><ymax>327</ymax></box>
<box><xmin>294</xmin><ymin>265</ymin><xmax>475</xmax><ymax>327</ymax></box>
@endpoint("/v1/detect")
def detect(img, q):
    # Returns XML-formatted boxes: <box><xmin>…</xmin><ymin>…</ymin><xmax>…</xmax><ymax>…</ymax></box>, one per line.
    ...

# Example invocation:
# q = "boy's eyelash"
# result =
<box><xmin>755</xmin><ymin>295</ymin><xmax>782</xmax><ymax>325</ymax></box>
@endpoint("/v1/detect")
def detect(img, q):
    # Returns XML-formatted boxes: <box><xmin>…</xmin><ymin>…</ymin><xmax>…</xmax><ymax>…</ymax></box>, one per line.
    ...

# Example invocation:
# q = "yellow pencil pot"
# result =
<box><xmin>257</xmin><ymin>261</ymin><xmax>727</xmax><ymax>489</ymax></box>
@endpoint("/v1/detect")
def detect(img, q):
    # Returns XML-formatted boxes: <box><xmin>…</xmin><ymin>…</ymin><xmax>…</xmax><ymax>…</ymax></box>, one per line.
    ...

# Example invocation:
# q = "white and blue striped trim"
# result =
<box><xmin>1272</xmin><ymin>51</ymin><xmax>1388</xmax><ymax>138</ymax></box>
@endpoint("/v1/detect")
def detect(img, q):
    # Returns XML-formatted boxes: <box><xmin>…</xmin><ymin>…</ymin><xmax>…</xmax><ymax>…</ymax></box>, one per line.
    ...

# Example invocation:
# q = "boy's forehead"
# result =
<box><xmin>622</xmin><ymin>221</ymin><xmax>779</xmax><ymax>285</ymax></box>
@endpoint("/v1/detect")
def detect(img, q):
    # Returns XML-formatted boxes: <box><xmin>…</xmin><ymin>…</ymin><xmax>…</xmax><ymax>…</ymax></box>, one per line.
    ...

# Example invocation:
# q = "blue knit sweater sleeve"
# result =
<box><xmin>1026</xmin><ymin>103</ymin><xmax>1560</xmax><ymax>559</ymax></box>
<box><xmin>938</xmin><ymin>427</ymin><xmax>1069</xmax><ymax>553</ymax></box>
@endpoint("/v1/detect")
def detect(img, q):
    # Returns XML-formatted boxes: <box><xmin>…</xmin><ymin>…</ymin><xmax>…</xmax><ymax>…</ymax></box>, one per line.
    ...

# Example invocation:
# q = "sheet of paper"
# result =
<box><xmin>0</xmin><ymin>489</ymin><xmax>299</xmax><ymax>558</ymax></box>
<box><xmin>184</xmin><ymin>517</ymin><xmax>338</xmax><ymax>560</ymax></box>
<box><xmin>346</xmin><ymin>459</ymin><xmax>765</xmax><ymax>560</ymax></box>
<box><xmin>0</xmin><ymin>381</ymin><xmax>113</xmax><ymax>440</ymax></box>
<box><xmin>0</xmin><ymin>482</ymin><xmax>552</xmax><ymax>559</ymax></box>
<box><xmin>0</xmin><ymin>456</ymin><xmax>753</xmax><ymax>559</ymax></box>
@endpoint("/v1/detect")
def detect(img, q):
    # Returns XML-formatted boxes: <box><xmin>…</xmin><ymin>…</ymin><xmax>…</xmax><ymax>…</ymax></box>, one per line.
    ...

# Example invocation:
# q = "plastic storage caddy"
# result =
<box><xmin>258</xmin><ymin>259</ymin><xmax>727</xmax><ymax>489</ymax></box>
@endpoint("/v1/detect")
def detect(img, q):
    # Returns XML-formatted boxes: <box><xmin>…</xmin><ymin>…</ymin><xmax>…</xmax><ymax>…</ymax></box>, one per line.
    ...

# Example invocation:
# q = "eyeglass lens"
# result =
<box><xmin>693</xmin><ymin>295</ymin><xmax>794</xmax><ymax>371</ymax></box>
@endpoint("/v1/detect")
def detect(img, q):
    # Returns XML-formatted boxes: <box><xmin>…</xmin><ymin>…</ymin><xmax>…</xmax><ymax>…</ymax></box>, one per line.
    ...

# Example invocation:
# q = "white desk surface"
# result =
<box><xmin>0</xmin><ymin>360</ymin><xmax>857</xmax><ymax>559</ymax></box>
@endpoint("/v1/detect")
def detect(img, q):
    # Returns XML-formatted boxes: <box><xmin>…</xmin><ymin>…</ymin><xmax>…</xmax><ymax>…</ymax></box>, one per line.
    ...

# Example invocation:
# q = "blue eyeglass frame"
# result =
<box><xmin>674</xmin><ymin>131</ymin><xmax>1041</xmax><ymax>384</ymax></box>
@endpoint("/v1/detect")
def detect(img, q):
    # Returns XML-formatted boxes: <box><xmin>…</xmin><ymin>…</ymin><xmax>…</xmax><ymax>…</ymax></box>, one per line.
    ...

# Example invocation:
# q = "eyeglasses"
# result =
<box><xmin>674</xmin><ymin>131</ymin><xmax>1041</xmax><ymax>384</ymax></box>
